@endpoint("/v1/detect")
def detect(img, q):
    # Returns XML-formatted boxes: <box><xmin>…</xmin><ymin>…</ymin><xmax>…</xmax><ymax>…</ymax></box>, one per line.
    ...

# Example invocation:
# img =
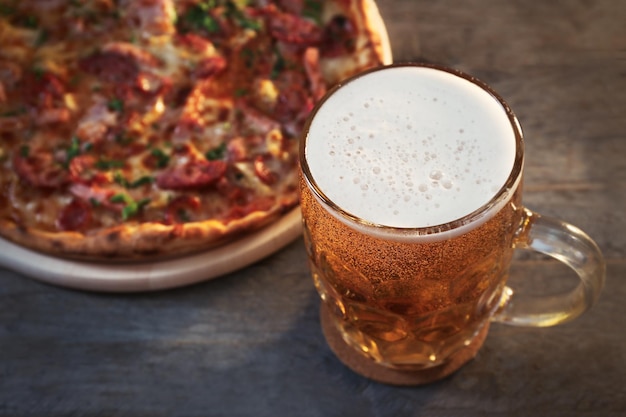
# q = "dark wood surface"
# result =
<box><xmin>1</xmin><ymin>1</ymin><xmax>625</xmax><ymax>415</ymax></box>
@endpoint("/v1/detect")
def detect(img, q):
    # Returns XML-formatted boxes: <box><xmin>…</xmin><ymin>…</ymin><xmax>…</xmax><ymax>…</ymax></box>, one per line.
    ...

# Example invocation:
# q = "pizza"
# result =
<box><xmin>0</xmin><ymin>0</ymin><xmax>389</xmax><ymax>259</ymax></box>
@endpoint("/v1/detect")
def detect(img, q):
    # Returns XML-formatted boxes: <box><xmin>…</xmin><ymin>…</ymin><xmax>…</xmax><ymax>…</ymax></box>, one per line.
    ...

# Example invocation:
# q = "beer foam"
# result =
<box><xmin>305</xmin><ymin>66</ymin><xmax>517</xmax><ymax>231</ymax></box>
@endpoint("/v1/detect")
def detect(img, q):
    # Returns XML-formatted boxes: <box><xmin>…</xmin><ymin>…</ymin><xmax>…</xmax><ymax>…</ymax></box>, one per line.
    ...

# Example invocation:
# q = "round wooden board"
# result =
<box><xmin>0</xmin><ymin>208</ymin><xmax>302</xmax><ymax>292</ymax></box>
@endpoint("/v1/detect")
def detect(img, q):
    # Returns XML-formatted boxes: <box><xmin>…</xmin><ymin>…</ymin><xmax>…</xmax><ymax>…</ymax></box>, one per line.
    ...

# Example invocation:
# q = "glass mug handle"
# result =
<box><xmin>493</xmin><ymin>207</ymin><xmax>606</xmax><ymax>327</ymax></box>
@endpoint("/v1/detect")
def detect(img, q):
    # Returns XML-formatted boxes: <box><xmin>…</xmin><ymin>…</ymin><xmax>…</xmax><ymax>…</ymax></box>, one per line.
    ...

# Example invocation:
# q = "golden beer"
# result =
<box><xmin>301</xmin><ymin>178</ymin><xmax>523</xmax><ymax>369</ymax></box>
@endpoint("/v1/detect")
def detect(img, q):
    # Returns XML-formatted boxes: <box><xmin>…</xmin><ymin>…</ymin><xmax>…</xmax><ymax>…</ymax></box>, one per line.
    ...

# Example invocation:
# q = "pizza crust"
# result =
<box><xmin>0</xmin><ymin>194</ymin><xmax>297</xmax><ymax>260</ymax></box>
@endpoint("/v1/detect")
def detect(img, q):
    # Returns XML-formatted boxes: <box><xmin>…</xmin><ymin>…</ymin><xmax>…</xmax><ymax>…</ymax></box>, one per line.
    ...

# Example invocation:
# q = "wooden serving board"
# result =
<box><xmin>0</xmin><ymin>208</ymin><xmax>302</xmax><ymax>292</ymax></box>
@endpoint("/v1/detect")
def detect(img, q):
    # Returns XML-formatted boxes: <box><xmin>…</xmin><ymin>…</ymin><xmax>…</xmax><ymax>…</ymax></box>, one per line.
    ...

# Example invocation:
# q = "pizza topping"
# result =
<box><xmin>155</xmin><ymin>159</ymin><xmax>227</xmax><ymax>190</ymax></box>
<box><xmin>12</xmin><ymin>149</ymin><xmax>69</xmax><ymax>189</ymax></box>
<box><xmin>69</xmin><ymin>183</ymin><xmax>116</xmax><ymax>210</ymax></box>
<box><xmin>36</xmin><ymin>107</ymin><xmax>71</xmax><ymax>126</ymax></box>
<box><xmin>226</xmin><ymin>195</ymin><xmax>276</xmax><ymax>222</ymax></box>
<box><xmin>194</xmin><ymin>54</ymin><xmax>227</xmax><ymax>79</ymax></box>
<box><xmin>146</xmin><ymin>148</ymin><xmax>170</xmax><ymax>169</ymax></box>
<box><xmin>174</xmin><ymin>78</ymin><xmax>232</xmax><ymax>139</ymax></box>
<box><xmin>303</xmin><ymin>46</ymin><xmax>326</xmax><ymax>101</ymax></box>
<box><xmin>121</xmin><ymin>0</ymin><xmax>176</xmax><ymax>38</ymax></box>
<box><xmin>69</xmin><ymin>154</ymin><xmax>109</xmax><ymax>185</ymax></box>
<box><xmin>238</xmin><ymin>101</ymin><xmax>280</xmax><ymax>135</ymax></box>
<box><xmin>320</xmin><ymin>15</ymin><xmax>357</xmax><ymax>57</ymax></box>
<box><xmin>254</xmin><ymin>154</ymin><xmax>278</xmax><ymax>185</ymax></box>
<box><xmin>56</xmin><ymin>198</ymin><xmax>92</xmax><ymax>232</ymax></box>
<box><xmin>109</xmin><ymin>193</ymin><xmax>151</xmax><ymax>220</ymax></box>
<box><xmin>257</xmin><ymin>5</ymin><xmax>323</xmax><ymax>45</ymax></box>
<box><xmin>23</xmin><ymin>70</ymin><xmax>67</xmax><ymax>112</ymax></box>
<box><xmin>0</xmin><ymin>60</ymin><xmax>22</xmax><ymax>102</ymax></box>
<box><xmin>163</xmin><ymin>195</ymin><xmax>201</xmax><ymax>224</ymax></box>
<box><xmin>75</xmin><ymin>98</ymin><xmax>119</xmax><ymax>144</ymax></box>
<box><xmin>79</xmin><ymin>42</ymin><xmax>162</xmax><ymax>97</ymax></box>
<box><xmin>205</xmin><ymin>142</ymin><xmax>227</xmax><ymax>160</ymax></box>
<box><xmin>176</xmin><ymin>1</ymin><xmax>221</xmax><ymax>36</ymax></box>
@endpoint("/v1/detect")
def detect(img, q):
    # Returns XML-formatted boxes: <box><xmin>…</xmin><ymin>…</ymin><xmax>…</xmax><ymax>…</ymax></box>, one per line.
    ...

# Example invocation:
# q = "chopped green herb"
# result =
<box><xmin>107</xmin><ymin>98</ymin><xmax>124</xmax><ymax>112</ymax></box>
<box><xmin>35</xmin><ymin>30</ymin><xmax>48</xmax><ymax>47</ymax></box>
<box><xmin>110</xmin><ymin>192</ymin><xmax>151</xmax><ymax>219</ymax></box>
<box><xmin>20</xmin><ymin>145</ymin><xmax>30</xmax><ymax>158</ymax></box>
<box><xmin>114</xmin><ymin>133</ymin><xmax>133</xmax><ymax>145</ymax></box>
<box><xmin>1</xmin><ymin>107</ymin><xmax>27</xmax><ymax>117</ymax></box>
<box><xmin>151</xmin><ymin>148</ymin><xmax>170</xmax><ymax>168</ymax></box>
<box><xmin>0</xmin><ymin>4</ymin><xmax>15</xmax><ymax>16</ymax></box>
<box><xmin>110</xmin><ymin>193</ymin><xmax>129</xmax><ymax>204</ymax></box>
<box><xmin>69</xmin><ymin>75</ymin><xmax>81</xmax><ymax>86</ymax></box>
<box><xmin>32</xmin><ymin>66</ymin><xmax>45</xmax><ymax>80</ymax></box>
<box><xmin>240</xmin><ymin>48</ymin><xmax>255</xmax><ymax>69</ymax></box>
<box><xmin>177</xmin><ymin>208</ymin><xmax>191</xmax><ymax>223</ymax></box>
<box><xmin>205</xmin><ymin>143</ymin><xmax>226</xmax><ymax>160</ymax></box>
<box><xmin>113</xmin><ymin>171</ymin><xmax>154</xmax><ymax>189</ymax></box>
<box><xmin>121</xmin><ymin>198</ymin><xmax>151</xmax><ymax>220</ymax></box>
<box><xmin>129</xmin><ymin>176</ymin><xmax>154</xmax><ymax>188</ymax></box>
<box><xmin>303</xmin><ymin>0</ymin><xmax>323</xmax><ymax>25</ymax></box>
<box><xmin>179</xmin><ymin>1</ymin><xmax>220</xmax><ymax>34</ymax></box>
<box><xmin>95</xmin><ymin>159</ymin><xmax>125</xmax><ymax>170</ymax></box>
<box><xmin>270</xmin><ymin>47</ymin><xmax>286</xmax><ymax>80</ymax></box>
<box><xmin>89</xmin><ymin>198</ymin><xmax>100</xmax><ymax>207</ymax></box>
<box><xmin>113</xmin><ymin>171</ymin><xmax>129</xmax><ymax>187</ymax></box>
<box><xmin>21</xmin><ymin>15</ymin><xmax>39</xmax><ymax>29</ymax></box>
<box><xmin>225</xmin><ymin>1</ymin><xmax>260</xmax><ymax>31</ymax></box>
<box><xmin>234</xmin><ymin>88</ymin><xmax>248</xmax><ymax>97</ymax></box>
<box><xmin>64</xmin><ymin>136</ymin><xmax>81</xmax><ymax>167</ymax></box>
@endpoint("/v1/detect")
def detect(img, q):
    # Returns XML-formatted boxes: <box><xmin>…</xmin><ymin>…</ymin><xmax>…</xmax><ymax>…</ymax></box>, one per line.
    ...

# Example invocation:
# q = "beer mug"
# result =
<box><xmin>299</xmin><ymin>64</ymin><xmax>605</xmax><ymax>385</ymax></box>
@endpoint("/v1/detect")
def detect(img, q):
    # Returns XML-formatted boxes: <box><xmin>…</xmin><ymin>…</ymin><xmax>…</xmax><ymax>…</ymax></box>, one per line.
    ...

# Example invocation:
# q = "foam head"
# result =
<box><xmin>303</xmin><ymin>65</ymin><xmax>519</xmax><ymax>233</ymax></box>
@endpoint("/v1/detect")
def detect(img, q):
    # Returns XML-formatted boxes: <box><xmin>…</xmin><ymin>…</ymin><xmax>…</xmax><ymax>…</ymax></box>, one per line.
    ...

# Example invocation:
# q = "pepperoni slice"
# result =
<box><xmin>56</xmin><ymin>198</ymin><xmax>93</xmax><ymax>232</ymax></box>
<box><xmin>79</xmin><ymin>50</ymin><xmax>139</xmax><ymax>85</ymax></box>
<box><xmin>156</xmin><ymin>159</ymin><xmax>227</xmax><ymax>190</ymax></box>
<box><xmin>79</xmin><ymin>43</ymin><xmax>162</xmax><ymax>96</ymax></box>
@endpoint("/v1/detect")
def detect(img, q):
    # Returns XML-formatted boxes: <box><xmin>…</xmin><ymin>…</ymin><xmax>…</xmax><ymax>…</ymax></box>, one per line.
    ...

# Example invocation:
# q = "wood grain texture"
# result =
<box><xmin>1</xmin><ymin>1</ymin><xmax>625</xmax><ymax>416</ymax></box>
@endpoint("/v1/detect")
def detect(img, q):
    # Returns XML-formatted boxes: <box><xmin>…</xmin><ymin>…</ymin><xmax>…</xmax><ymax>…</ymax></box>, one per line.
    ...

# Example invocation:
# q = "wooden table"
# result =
<box><xmin>1</xmin><ymin>1</ymin><xmax>624</xmax><ymax>415</ymax></box>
